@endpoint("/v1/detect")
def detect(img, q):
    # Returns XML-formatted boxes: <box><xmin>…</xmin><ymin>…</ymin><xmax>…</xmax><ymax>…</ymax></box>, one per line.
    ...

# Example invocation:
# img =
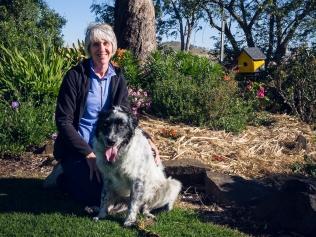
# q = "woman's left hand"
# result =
<box><xmin>148</xmin><ymin>139</ymin><xmax>161</xmax><ymax>165</ymax></box>
<box><xmin>86</xmin><ymin>152</ymin><xmax>101</xmax><ymax>183</ymax></box>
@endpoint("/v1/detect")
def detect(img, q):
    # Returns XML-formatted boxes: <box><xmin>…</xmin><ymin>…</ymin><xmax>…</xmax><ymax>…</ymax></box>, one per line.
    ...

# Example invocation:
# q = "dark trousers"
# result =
<box><xmin>59</xmin><ymin>156</ymin><xmax>102</xmax><ymax>206</ymax></box>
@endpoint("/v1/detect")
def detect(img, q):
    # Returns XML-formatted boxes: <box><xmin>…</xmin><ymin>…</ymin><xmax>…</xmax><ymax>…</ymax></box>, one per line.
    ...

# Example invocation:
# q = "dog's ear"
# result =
<box><xmin>120</xmin><ymin>105</ymin><xmax>130</xmax><ymax>113</ymax></box>
<box><xmin>127</xmin><ymin>111</ymin><xmax>138</xmax><ymax>130</ymax></box>
<box><xmin>96</xmin><ymin>110</ymin><xmax>111</xmax><ymax>138</ymax></box>
<box><xmin>131</xmin><ymin>114</ymin><xmax>138</xmax><ymax>129</ymax></box>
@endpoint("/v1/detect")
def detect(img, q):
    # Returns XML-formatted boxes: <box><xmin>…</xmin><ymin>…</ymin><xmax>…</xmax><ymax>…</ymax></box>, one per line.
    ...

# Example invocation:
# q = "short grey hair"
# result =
<box><xmin>84</xmin><ymin>23</ymin><xmax>117</xmax><ymax>56</ymax></box>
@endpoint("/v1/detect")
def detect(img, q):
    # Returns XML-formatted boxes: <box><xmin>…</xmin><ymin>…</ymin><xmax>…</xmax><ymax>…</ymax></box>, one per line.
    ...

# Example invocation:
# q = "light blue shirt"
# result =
<box><xmin>78</xmin><ymin>59</ymin><xmax>116</xmax><ymax>146</ymax></box>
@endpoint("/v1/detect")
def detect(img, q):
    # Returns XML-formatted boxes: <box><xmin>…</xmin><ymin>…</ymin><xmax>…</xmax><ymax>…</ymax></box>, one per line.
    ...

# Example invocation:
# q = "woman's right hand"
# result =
<box><xmin>86</xmin><ymin>152</ymin><xmax>101</xmax><ymax>183</ymax></box>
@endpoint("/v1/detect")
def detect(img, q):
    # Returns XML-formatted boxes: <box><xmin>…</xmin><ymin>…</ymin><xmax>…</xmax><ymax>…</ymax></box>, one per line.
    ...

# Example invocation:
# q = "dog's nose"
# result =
<box><xmin>106</xmin><ymin>138</ymin><xmax>116</xmax><ymax>146</ymax></box>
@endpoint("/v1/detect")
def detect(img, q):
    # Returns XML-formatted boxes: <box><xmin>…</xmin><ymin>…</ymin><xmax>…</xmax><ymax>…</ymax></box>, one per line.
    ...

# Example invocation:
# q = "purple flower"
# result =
<box><xmin>11</xmin><ymin>101</ymin><xmax>20</xmax><ymax>110</ymax></box>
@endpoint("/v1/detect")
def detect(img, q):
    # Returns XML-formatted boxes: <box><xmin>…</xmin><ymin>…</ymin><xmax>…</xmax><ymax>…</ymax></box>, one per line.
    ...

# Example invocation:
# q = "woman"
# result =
<box><xmin>46</xmin><ymin>23</ymin><xmax>159</xmax><ymax>206</ymax></box>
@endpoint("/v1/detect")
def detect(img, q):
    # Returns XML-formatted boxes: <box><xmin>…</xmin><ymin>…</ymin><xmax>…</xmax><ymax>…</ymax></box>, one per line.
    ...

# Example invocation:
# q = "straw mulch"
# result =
<box><xmin>0</xmin><ymin>112</ymin><xmax>315</xmax><ymax>180</ymax></box>
<box><xmin>140</xmin><ymin>113</ymin><xmax>316</xmax><ymax>179</ymax></box>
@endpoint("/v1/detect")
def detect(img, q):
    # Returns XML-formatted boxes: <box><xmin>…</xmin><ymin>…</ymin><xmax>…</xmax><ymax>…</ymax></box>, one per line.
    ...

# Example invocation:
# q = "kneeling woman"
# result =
<box><xmin>45</xmin><ymin>23</ymin><xmax>159</xmax><ymax>206</ymax></box>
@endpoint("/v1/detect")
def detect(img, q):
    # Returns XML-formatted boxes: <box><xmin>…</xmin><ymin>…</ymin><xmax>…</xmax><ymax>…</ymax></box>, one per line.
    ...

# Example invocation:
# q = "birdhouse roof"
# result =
<box><xmin>242</xmin><ymin>47</ymin><xmax>266</xmax><ymax>60</ymax></box>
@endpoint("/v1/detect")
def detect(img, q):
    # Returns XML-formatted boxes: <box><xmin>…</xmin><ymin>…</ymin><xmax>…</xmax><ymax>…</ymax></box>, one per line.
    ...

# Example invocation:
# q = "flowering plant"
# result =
<box><xmin>128</xmin><ymin>87</ymin><xmax>151</xmax><ymax>116</ymax></box>
<box><xmin>242</xmin><ymin>81</ymin><xmax>269</xmax><ymax>110</ymax></box>
<box><xmin>11</xmin><ymin>101</ymin><xmax>20</xmax><ymax>110</ymax></box>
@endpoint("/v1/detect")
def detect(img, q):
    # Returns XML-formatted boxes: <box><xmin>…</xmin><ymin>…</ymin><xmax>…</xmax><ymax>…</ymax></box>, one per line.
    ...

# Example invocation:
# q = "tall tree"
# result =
<box><xmin>0</xmin><ymin>0</ymin><xmax>66</xmax><ymax>52</ymax></box>
<box><xmin>114</xmin><ymin>0</ymin><xmax>157</xmax><ymax>61</ymax></box>
<box><xmin>157</xmin><ymin>0</ymin><xmax>205</xmax><ymax>51</ymax></box>
<box><xmin>204</xmin><ymin>0</ymin><xmax>316</xmax><ymax>64</ymax></box>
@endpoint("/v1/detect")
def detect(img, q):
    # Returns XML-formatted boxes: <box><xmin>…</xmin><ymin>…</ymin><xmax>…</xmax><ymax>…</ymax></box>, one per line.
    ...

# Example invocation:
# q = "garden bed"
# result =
<box><xmin>0</xmin><ymin>112</ymin><xmax>315</xmax><ymax>180</ymax></box>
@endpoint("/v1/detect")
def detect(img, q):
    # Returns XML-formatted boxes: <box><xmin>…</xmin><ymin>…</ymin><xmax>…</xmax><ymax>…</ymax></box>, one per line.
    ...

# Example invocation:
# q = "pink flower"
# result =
<box><xmin>257</xmin><ymin>86</ymin><xmax>265</xmax><ymax>98</ymax></box>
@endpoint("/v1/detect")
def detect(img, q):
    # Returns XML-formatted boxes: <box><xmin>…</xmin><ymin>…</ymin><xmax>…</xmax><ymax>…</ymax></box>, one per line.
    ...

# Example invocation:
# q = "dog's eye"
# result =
<box><xmin>118</xmin><ymin>123</ymin><xmax>125</xmax><ymax>129</ymax></box>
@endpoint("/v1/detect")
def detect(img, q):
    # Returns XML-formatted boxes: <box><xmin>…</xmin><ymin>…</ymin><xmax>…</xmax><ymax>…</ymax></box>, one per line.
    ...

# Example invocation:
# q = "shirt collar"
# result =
<box><xmin>89</xmin><ymin>58</ymin><xmax>116</xmax><ymax>80</ymax></box>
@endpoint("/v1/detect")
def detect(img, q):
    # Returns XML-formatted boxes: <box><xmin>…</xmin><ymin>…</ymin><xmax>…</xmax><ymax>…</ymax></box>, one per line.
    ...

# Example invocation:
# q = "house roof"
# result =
<box><xmin>243</xmin><ymin>47</ymin><xmax>266</xmax><ymax>60</ymax></box>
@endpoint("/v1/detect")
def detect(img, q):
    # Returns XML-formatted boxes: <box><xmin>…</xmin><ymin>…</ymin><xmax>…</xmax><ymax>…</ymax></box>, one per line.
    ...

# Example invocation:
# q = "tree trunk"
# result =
<box><xmin>114</xmin><ymin>0</ymin><xmax>157</xmax><ymax>62</ymax></box>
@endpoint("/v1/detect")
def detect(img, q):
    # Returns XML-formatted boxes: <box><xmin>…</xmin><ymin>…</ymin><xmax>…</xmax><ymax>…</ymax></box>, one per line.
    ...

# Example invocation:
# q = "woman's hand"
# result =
<box><xmin>86</xmin><ymin>152</ymin><xmax>101</xmax><ymax>183</ymax></box>
<box><xmin>148</xmin><ymin>139</ymin><xmax>161</xmax><ymax>165</ymax></box>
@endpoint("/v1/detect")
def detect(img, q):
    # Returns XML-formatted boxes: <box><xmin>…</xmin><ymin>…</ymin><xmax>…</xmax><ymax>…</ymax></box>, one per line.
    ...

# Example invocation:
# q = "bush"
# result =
<box><xmin>268</xmin><ymin>46</ymin><xmax>316</xmax><ymax>123</ymax></box>
<box><xmin>142</xmin><ymin>50</ymin><xmax>253</xmax><ymax>132</ymax></box>
<box><xmin>0</xmin><ymin>43</ymin><xmax>72</xmax><ymax>104</ymax></box>
<box><xmin>0</xmin><ymin>99</ymin><xmax>56</xmax><ymax>158</ymax></box>
<box><xmin>111</xmin><ymin>49</ymin><xmax>141</xmax><ymax>88</ymax></box>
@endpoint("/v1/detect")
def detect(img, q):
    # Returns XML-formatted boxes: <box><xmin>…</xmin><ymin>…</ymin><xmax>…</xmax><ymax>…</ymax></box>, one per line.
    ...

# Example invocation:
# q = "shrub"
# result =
<box><xmin>268</xmin><ymin>46</ymin><xmax>316</xmax><ymax>123</ymax></box>
<box><xmin>111</xmin><ymin>49</ymin><xmax>141</xmax><ymax>88</ymax></box>
<box><xmin>0</xmin><ymin>99</ymin><xmax>56</xmax><ymax>158</ymax></box>
<box><xmin>60</xmin><ymin>40</ymin><xmax>86</xmax><ymax>66</ymax></box>
<box><xmin>0</xmin><ymin>43</ymin><xmax>72</xmax><ymax>104</ymax></box>
<box><xmin>143</xmin><ymin>50</ymin><xmax>253</xmax><ymax>132</ymax></box>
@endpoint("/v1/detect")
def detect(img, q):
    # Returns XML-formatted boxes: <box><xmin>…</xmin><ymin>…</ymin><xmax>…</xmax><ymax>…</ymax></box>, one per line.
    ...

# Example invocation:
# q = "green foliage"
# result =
<box><xmin>142</xmin><ymin>50</ymin><xmax>252</xmax><ymax>132</ymax></box>
<box><xmin>111</xmin><ymin>49</ymin><xmax>141</xmax><ymax>88</ymax></box>
<box><xmin>0</xmin><ymin>0</ymin><xmax>66</xmax><ymax>53</ymax></box>
<box><xmin>291</xmin><ymin>155</ymin><xmax>316</xmax><ymax>178</ymax></box>
<box><xmin>0</xmin><ymin>43</ymin><xmax>72</xmax><ymax>103</ymax></box>
<box><xmin>269</xmin><ymin>46</ymin><xmax>316</xmax><ymax>123</ymax></box>
<box><xmin>0</xmin><ymin>99</ymin><xmax>56</xmax><ymax>158</ymax></box>
<box><xmin>60</xmin><ymin>40</ymin><xmax>87</xmax><ymax>66</ymax></box>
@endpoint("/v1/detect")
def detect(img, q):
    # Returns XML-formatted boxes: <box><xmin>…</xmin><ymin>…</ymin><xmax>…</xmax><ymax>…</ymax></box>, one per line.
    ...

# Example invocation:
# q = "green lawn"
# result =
<box><xmin>0</xmin><ymin>178</ymin><xmax>249</xmax><ymax>237</ymax></box>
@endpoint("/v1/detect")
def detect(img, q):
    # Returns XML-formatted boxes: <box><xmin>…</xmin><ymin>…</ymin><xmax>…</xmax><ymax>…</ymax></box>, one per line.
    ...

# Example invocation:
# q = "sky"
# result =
<box><xmin>45</xmin><ymin>0</ymin><xmax>217</xmax><ymax>49</ymax></box>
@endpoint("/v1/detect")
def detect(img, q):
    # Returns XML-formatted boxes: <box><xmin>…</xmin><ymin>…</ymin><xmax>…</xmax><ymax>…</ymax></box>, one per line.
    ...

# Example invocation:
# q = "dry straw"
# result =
<box><xmin>140</xmin><ymin>113</ymin><xmax>316</xmax><ymax>179</ymax></box>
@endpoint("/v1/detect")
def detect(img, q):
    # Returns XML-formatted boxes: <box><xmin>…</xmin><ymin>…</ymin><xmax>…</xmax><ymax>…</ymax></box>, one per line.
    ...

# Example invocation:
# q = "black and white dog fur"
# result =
<box><xmin>93</xmin><ymin>106</ymin><xmax>182</xmax><ymax>226</ymax></box>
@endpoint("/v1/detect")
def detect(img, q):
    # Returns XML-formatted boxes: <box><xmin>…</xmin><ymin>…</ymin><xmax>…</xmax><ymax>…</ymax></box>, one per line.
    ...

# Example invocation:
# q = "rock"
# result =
<box><xmin>282</xmin><ymin>134</ymin><xmax>308</xmax><ymax>154</ymax></box>
<box><xmin>163</xmin><ymin>159</ymin><xmax>210</xmax><ymax>188</ymax></box>
<box><xmin>204</xmin><ymin>171</ymin><xmax>273</xmax><ymax>205</ymax></box>
<box><xmin>254</xmin><ymin>177</ymin><xmax>316</xmax><ymax>236</ymax></box>
<box><xmin>43</xmin><ymin>141</ymin><xmax>54</xmax><ymax>155</ymax></box>
<box><xmin>295</xmin><ymin>134</ymin><xmax>308</xmax><ymax>150</ymax></box>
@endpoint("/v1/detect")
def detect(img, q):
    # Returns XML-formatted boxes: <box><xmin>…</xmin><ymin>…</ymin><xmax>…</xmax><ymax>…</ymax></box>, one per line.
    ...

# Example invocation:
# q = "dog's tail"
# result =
<box><xmin>166</xmin><ymin>177</ymin><xmax>182</xmax><ymax>211</ymax></box>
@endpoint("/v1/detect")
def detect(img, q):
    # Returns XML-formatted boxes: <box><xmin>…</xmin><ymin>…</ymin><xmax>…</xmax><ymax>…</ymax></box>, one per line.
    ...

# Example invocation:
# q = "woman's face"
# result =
<box><xmin>90</xmin><ymin>39</ymin><xmax>113</xmax><ymax>67</ymax></box>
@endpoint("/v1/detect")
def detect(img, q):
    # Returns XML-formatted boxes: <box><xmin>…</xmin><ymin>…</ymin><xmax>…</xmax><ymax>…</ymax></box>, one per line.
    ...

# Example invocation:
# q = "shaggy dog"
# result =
<box><xmin>93</xmin><ymin>106</ymin><xmax>182</xmax><ymax>226</ymax></box>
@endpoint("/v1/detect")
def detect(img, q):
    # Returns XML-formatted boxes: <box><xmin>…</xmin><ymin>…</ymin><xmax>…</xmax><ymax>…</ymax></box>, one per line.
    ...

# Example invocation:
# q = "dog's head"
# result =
<box><xmin>95</xmin><ymin>106</ymin><xmax>138</xmax><ymax>163</ymax></box>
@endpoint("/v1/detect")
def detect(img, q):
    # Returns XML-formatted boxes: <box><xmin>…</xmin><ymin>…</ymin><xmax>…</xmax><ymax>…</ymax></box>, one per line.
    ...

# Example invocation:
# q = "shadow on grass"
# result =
<box><xmin>0</xmin><ymin>177</ymin><xmax>156</xmax><ymax>236</ymax></box>
<box><xmin>0</xmin><ymin>177</ymin><xmax>84</xmax><ymax>216</ymax></box>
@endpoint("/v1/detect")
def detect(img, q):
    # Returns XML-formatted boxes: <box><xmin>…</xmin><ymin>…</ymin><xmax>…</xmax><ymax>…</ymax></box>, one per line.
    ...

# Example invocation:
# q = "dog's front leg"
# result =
<box><xmin>93</xmin><ymin>185</ymin><xmax>111</xmax><ymax>221</ymax></box>
<box><xmin>124</xmin><ymin>179</ymin><xmax>144</xmax><ymax>227</ymax></box>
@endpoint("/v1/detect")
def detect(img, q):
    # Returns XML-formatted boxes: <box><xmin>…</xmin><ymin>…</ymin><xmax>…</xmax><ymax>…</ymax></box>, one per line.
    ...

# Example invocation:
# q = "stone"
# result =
<box><xmin>204</xmin><ymin>171</ymin><xmax>274</xmax><ymax>205</ymax></box>
<box><xmin>163</xmin><ymin>159</ymin><xmax>210</xmax><ymax>188</ymax></box>
<box><xmin>43</xmin><ymin>141</ymin><xmax>54</xmax><ymax>155</ymax></box>
<box><xmin>254</xmin><ymin>177</ymin><xmax>316</xmax><ymax>236</ymax></box>
<box><xmin>295</xmin><ymin>134</ymin><xmax>308</xmax><ymax>150</ymax></box>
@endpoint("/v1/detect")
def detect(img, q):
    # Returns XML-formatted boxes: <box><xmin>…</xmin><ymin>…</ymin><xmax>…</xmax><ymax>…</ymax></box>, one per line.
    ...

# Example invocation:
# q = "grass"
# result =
<box><xmin>0</xmin><ymin>178</ymin><xmax>249</xmax><ymax>237</ymax></box>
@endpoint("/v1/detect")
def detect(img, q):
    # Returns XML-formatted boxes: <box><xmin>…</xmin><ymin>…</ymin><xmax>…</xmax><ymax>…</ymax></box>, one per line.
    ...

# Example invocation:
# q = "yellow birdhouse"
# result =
<box><xmin>237</xmin><ymin>47</ymin><xmax>266</xmax><ymax>73</ymax></box>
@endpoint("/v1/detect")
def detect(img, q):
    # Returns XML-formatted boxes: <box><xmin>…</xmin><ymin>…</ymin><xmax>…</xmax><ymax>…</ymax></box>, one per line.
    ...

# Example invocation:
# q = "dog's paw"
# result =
<box><xmin>93</xmin><ymin>213</ymin><xmax>107</xmax><ymax>222</ymax></box>
<box><xmin>84</xmin><ymin>206</ymin><xmax>100</xmax><ymax>215</ymax></box>
<box><xmin>144</xmin><ymin>212</ymin><xmax>156</xmax><ymax>220</ymax></box>
<box><xmin>123</xmin><ymin>219</ymin><xmax>136</xmax><ymax>227</ymax></box>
